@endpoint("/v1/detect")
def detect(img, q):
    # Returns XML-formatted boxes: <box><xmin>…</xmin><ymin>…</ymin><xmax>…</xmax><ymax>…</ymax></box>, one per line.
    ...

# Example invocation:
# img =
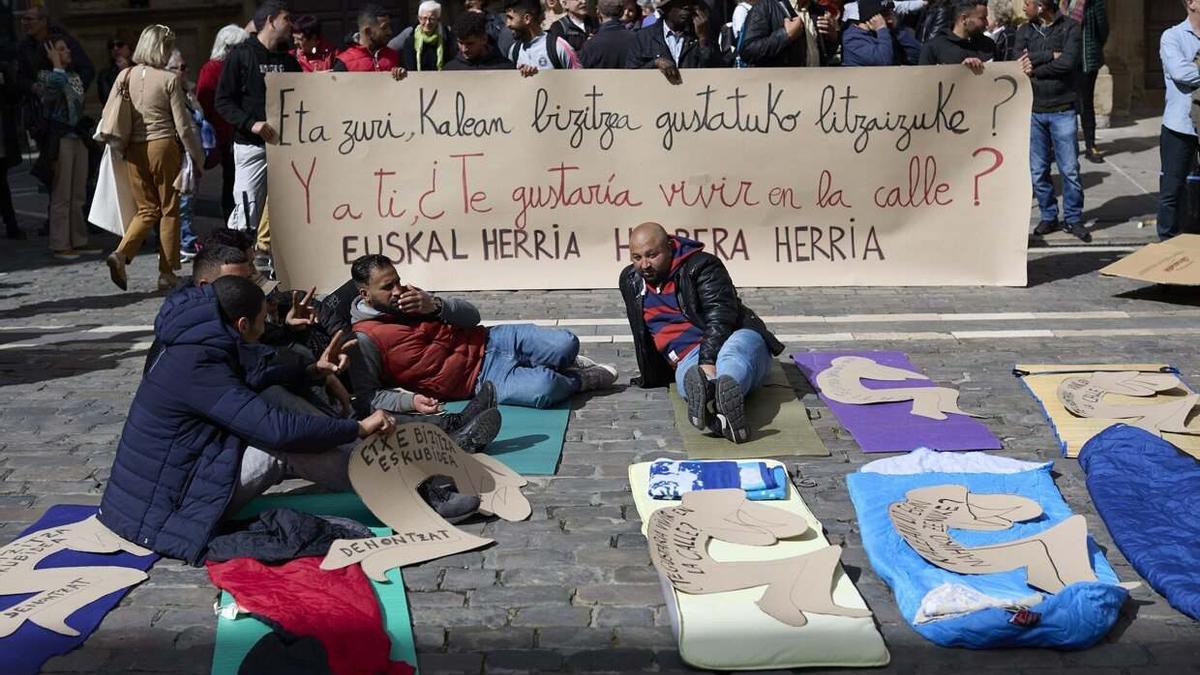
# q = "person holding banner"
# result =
<box><xmin>445</xmin><ymin>11</ymin><xmax>516</xmax><ymax>70</ymax></box>
<box><xmin>395</xmin><ymin>1</ymin><xmax>459</xmax><ymax>72</ymax></box>
<box><xmin>1016</xmin><ymin>0</ymin><xmax>1090</xmax><ymax>243</ymax></box>
<box><xmin>620</xmin><ymin>223</ymin><xmax>783</xmax><ymax>444</ymax></box>
<box><xmin>349</xmin><ymin>254</ymin><xmax>617</xmax><ymax>409</ymax></box>
<box><xmin>738</xmin><ymin>0</ymin><xmax>838</xmax><ymax>67</ymax></box>
<box><xmin>918</xmin><ymin>0</ymin><xmax>993</xmax><ymax>69</ymax></box>
<box><xmin>332</xmin><ymin>4</ymin><xmax>407</xmax><ymax>77</ymax></box>
<box><xmin>627</xmin><ymin>0</ymin><xmax>723</xmax><ymax>78</ymax></box>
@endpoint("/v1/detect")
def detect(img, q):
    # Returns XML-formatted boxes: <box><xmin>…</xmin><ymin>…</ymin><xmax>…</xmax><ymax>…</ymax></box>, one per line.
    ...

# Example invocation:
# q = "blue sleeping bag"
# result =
<box><xmin>1078</xmin><ymin>424</ymin><xmax>1200</xmax><ymax>621</ymax></box>
<box><xmin>847</xmin><ymin>464</ymin><xmax>1127</xmax><ymax>649</ymax></box>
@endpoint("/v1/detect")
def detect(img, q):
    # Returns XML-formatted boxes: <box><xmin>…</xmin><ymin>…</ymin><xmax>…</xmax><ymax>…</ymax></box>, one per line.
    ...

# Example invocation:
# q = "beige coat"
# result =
<box><xmin>123</xmin><ymin>65</ymin><xmax>204</xmax><ymax>168</ymax></box>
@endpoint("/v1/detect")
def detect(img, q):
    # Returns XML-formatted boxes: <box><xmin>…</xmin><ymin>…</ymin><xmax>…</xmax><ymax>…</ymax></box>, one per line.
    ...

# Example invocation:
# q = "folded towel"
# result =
<box><xmin>648</xmin><ymin>459</ymin><xmax>788</xmax><ymax>500</ymax></box>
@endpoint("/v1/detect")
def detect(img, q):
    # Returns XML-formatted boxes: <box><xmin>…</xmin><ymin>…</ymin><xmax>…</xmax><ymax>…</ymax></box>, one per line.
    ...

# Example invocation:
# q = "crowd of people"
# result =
<box><xmin>0</xmin><ymin>0</ymin><xmax>1116</xmax><ymax>267</ymax></box>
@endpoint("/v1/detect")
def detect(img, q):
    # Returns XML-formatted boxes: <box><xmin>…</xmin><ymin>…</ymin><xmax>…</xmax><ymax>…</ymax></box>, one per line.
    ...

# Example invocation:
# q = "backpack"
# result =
<box><xmin>509</xmin><ymin>35</ymin><xmax>565</xmax><ymax>70</ymax></box>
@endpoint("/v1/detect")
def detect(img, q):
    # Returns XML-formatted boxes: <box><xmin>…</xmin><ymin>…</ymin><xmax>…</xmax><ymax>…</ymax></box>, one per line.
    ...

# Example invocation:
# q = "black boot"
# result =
<box><xmin>417</xmin><ymin>475</ymin><xmax>480</xmax><ymax>524</ymax></box>
<box><xmin>448</xmin><ymin>407</ymin><xmax>502</xmax><ymax>453</ymax></box>
<box><xmin>442</xmin><ymin>380</ymin><xmax>497</xmax><ymax>432</ymax></box>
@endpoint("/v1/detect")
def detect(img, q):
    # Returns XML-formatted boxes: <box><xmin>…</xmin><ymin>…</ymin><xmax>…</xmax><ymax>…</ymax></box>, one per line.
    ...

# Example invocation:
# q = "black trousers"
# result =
<box><xmin>1077</xmin><ymin>69</ymin><xmax>1100</xmax><ymax>150</ymax></box>
<box><xmin>1156</xmin><ymin>126</ymin><xmax>1200</xmax><ymax>239</ymax></box>
<box><xmin>0</xmin><ymin>164</ymin><xmax>16</xmax><ymax>229</ymax></box>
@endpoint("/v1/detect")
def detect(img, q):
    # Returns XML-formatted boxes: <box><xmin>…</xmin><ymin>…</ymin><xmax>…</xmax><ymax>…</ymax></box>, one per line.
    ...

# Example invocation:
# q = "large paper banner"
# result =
<box><xmin>265</xmin><ymin>65</ymin><xmax>1032</xmax><ymax>292</ymax></box>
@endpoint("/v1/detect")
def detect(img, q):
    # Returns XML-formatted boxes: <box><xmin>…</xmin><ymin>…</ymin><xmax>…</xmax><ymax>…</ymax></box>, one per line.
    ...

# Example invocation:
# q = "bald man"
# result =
<box><xmin>619</xmin><ymin>223</ymin><xmax>783</xmax><ymax>443</ymax></box>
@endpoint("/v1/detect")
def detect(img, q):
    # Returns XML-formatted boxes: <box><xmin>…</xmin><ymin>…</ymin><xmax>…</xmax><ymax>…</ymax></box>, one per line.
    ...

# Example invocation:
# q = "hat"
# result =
<box><xmin>858</xmin><ymin>0</ymin><xmax>885</xmax><ymax>19</ymax></box>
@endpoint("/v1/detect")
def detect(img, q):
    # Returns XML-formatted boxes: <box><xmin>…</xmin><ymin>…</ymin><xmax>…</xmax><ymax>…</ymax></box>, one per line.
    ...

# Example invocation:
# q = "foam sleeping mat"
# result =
<box><xmin>443</xmin><ymin>400</ymin><xmax>570</xmax><ymax>475</ymax></box>
<box><xmin>627</xmin><ymin>460</ymin><xmax>889</xmax><ymax>671</ymax></box>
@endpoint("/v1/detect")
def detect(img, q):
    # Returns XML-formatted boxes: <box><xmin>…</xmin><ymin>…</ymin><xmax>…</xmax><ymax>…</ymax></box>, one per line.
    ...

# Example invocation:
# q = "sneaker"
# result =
<box><xmin>576</xmin><ymin>362</ymin><xmax>618</xmax><ymax>391</ymax></box>
<box><xmin>683</xmin><ymin>365</ymin><xmax>714</xmax><ymax>432</ymax></box>
<box><xmin>443</xmin><ymin>381</ymin><xmax>497</xmax><ymax>433</ymax></box>
<box><xmin>179</xmin><ymin>245</ymin><xmax>199</xmax><ymax>262</ymax></box>
<box><xmin>157</xmin><ymin>272</ymin><xmax>180</xmax><ymax>292</ymax></box>
<box><xmin>417</xmin><ymin>475</ymin><xmax>480</xmax><ymax>524</ymax></box>
<box><xmin>1085</xmin><ymin>147</ymin><xmax>1105</xmax><ymax>164</ymax></box>
<box><xmin>713</xmin><ymin>375</ymin><xmax>749</xmax><ymax>444</ymax></box>
<box><xmin>448</xmin><ymin>407</ymin><xmax>502</xmax><ymax>453</ymax></box>
<box><xmin>1064</xmin><ymin>222</ymin><xmax>1093</xmax><ymax>243</ymax></box>
<box><xmin>52</xmin><ymin>249</ymin><xmax>80</xmax><ymax>261</ymax></box>
<box><xmin>1032</xmin><ymin>220</ymin><xmax>1060</xmax><ymax>236</ymax></box>
<box><xmin>106</xmin><ymin>252</ymin><xmax>128</xmax><ymax>291</ymax></box>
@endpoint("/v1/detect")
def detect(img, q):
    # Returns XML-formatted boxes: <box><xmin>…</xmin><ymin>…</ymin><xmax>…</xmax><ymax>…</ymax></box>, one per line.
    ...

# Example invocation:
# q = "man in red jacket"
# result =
<box><xmin>334</xmin><ymin>4</ymin><xmax>407</xmax><ymax>77</ymax></box>
<box><xmin>350</xmin><ymin>254</ymin><xmax>617</xmax><ymax>409</ymax></box>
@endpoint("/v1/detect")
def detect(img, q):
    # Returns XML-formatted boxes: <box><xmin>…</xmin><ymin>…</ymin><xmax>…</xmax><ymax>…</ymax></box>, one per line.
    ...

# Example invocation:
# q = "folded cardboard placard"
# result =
<box><xmin>816</xmin><ymin>355</ymin><xmax>981</xmax><ymax>420</ymax></box>
<box><xmin>889</xmin><ymin>484</ymin><xmax>1097</xmax><ymax>593</ymax></box>
<box><xmin>648</xmin><ymin>489</ymin><xmax>871</xmax><ymax>628</ymax></box>
<box><xmin>1058</xmin><ymin>371</ymin><xmax>1200</xmax><ymax>438</ymax></box>
<box><xmin>1099</xmin><ymin>235</ymin><xmax>1200</xmax><ymax>285</ymax></box>
<box><xmin>321</xmin><ymin>423</ymin><xmax>530</xmax><ymax>580</ymax></box>
<box><xmin>0</xmin><ymin>516</ymin><xmax>152</xmax><ymax>638</ymax></box>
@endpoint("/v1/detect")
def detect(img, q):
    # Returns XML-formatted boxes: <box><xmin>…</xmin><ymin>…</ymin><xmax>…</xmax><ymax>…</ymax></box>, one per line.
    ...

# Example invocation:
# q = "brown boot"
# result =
<box><xmin>106</xmin><ymin>253</ymin><xmax>127</xmax><ymax>291</ymax></box>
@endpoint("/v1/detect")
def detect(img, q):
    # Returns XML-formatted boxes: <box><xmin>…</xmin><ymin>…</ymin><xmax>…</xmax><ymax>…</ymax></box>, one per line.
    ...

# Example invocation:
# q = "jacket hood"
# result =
<box><xmin>351</xmin><ymin>296</ymin><xmax>389</xmax><ymax>323</ymax></box>
<box><xmin>154</xmin><ymin>284</ymin><xmax>240</xmax><ymax>352</ymax></box>
<box><xmin>668</xmin><ymin>235</ymin><xmax>704</xmax><ymax>278</ymax></box>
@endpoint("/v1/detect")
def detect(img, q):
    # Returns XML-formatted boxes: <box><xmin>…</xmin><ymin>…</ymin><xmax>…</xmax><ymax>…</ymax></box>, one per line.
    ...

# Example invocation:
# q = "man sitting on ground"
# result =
<box><xmin>350</xmin><ymin>254</ymin><xmax>617</xmax><ymax>410</ymax></box>
<box><xmin>98</xmin><ymin>276</ymin><xmax>486</xmax><ymax>563</ymax></box>
<box><xmin>619</xmin><ymin>223</ymin><xmax>784</xmax><ymax>443</ymax></box>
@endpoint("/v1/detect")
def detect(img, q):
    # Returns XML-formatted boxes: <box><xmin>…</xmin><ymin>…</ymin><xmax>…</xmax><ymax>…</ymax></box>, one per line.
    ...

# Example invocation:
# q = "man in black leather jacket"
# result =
<box><xmin>619</xmin><ymin>222</ymin><xmax>783</xmax><ymax>443</ymax></box>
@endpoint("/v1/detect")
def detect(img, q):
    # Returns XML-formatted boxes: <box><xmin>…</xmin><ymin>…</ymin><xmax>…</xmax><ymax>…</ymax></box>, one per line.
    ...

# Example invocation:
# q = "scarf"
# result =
<box><xmin>414</xmin><ymin>27</ymin><xmax>444</xmax><ymax>71</ymax></box>
<box><xmin>789</xmin><ymin>1</ymin><xmax>821</xmax><ymax>67</ymax></box>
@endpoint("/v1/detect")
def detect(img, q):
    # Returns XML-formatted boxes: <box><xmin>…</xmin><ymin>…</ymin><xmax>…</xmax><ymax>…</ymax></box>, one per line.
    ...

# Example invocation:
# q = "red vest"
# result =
<box><xmin>355</xmin><ymin>318</ymin><xmax>487</xmax><ymax>401</ymax></box>
<box><xmin>336</xmin><ymin>44</ymin><xmax>402</xmax><ymax>72</ymax></box>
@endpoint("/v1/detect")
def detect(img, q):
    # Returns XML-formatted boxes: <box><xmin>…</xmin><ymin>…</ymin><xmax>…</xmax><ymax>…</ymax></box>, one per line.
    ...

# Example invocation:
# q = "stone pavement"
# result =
<box><xmin>2</xmin><ymin>112</ymin><xmax>1199</xmax><ymax>675</ymax></box>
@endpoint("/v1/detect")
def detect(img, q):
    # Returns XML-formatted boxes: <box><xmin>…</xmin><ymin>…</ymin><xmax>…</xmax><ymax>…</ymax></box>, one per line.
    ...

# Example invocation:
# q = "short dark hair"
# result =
<box><xmin>194</xmin><ymin>244</ymin><xmax>250</xmax><ymax>281</ymax></box>
<box><xmin>254</xmin><ymin>0</ymin><xmax>289</xmax><ymax>31</ymax></box>
<box><xmin>213</xmin><ymin>276</ymin><xmax>265</xmax><ymax>327</ymax></box>
<box><xmin>504</xmin><ymin>0</ymin><xmax>544</xmax><ymax>21</ymax></box>
<box><xmin>292</xmin><ymin>14</ymin><xmax>322</xmax><ymax>38</ymax></box>
<box><xmin>454</xmin><ymin>10</ymin><xmax>490</xmax><ymax>39</ymax></box>
<box><xmin>596</xmin><ymin>0</ymin><xmax>624</xmax><ymax>20</ymax></box>
<box><xmin>200</xmin><ymin>228</ymin><xmax>255</xmax><ymax>252</ymax></box>
<box><xmin>953</xmin><ymin>0</ymin><xmax>987</xmax><ymax>16</ymax></box>
<box><xmin>1035</xmin><ymin>0</ymin><xmax>1057</xmax><ymax>11</ymax></box>
<box><xmin>357</xmin><ymin>3</ymin><xmax>389</xmax><ymax>28</ymax></box>
<box><xmin>351</xmin><ymin>254</ymin><xmax>395</xmax><ymax>286</ymax></box>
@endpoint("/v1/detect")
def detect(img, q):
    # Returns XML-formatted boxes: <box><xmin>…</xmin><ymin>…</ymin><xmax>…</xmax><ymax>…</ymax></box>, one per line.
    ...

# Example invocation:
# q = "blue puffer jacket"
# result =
<box><xmin>98</xmin><ymin>285</ymin><xmax>360</xmax><ymax>564</ymax></box>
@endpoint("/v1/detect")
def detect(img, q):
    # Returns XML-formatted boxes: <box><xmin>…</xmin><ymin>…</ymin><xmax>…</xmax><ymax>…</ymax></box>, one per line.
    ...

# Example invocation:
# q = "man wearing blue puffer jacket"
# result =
<box><xmin>97</xmin><ymin>276</ymin><xmax>401</xmax><ymax>564</ymax></box>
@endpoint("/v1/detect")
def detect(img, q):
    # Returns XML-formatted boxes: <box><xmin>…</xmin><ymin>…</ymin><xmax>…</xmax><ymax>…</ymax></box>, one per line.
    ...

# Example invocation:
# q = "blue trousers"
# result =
<box><xmin>179</xmin><ymin>193</ymin><xmax>197</xmax><ymax>250</ymax></box>
<box><xmin>476</xmin><ymin>324</ymin><xmax>580</xmax><ymax>408</ymax></box>
<box><xmin>1030</xmin><ymin>111</ymin><xmax>1084</xmax><ymax>225</ymax></box>
<box><xmin>675</xmin><ymin>329</ymin><xmax>772</xmax><ymax>399</ymax></box>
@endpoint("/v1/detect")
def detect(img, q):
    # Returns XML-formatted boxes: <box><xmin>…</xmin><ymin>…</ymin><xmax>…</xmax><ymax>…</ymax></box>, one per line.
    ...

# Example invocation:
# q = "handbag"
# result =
<box><xmin>93</xmin><ymin>67</ymin><xmax>133</xmax><ymax>150</ymax></box>
<box><xmin>87</xmin><ymin>145</ymin><xmax>137</xmax><ymax>236</ymax></box>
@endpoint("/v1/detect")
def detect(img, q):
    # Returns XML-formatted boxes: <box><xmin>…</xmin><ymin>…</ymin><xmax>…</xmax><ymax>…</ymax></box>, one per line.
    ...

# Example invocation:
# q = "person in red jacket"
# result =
<box><xmin>350</xmin><ymin>254</ymin><xmax>618</xmax><ymax>409</ymax></box>
<box><xmin>196</xmin><ymin>23</ymin><xmax>249</xmax><ymax>222</ymax></box>
<box><xmin>333</xmin><ymin>4</ymin><xmax>407</xmax><ymax>78</ymax></box>
<box><xmin>292</xmin><ymin>15</ymin><xmax>338</xmax><ymax>72</ymax></box>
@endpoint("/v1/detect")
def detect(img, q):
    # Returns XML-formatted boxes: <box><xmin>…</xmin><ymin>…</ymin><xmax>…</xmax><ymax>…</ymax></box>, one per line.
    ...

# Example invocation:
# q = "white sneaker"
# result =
<box><xmin>574</xmin><ymin>355</ymin><xmax>598</xmax><ymax>370</ymax></box>
<box><xmin>576</xmin><ymin>362</ymin><xmax>618</xmax><ymax>391</ymax></box>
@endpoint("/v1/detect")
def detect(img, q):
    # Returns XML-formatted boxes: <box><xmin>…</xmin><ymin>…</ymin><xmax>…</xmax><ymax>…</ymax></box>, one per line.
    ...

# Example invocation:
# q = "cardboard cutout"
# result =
<box><xmin>815</xmin><ymin>355</ymin><xmax>981</xmax><ymax>420</ymax></box>
<box><xmin>889</xmin><ymin>485</ymin><xmax>1097</xmax><ymax>593</ymax></box>
<box><xmin>647</xmin><ymin>489</ymin><xmax>872</xmax><ymax>627</ymax></box>
<box><xmin>0</xmin><ymin>516</ymin><xmax>152</xmax><ymax>638</ymax></box>
<box><xmin>321</xmin><ymin>423</ymin><xmax>531</xmax><ymax>580</ymax></box>
<box><xmin>1099</xmin><ymin>234</ymin><xmax>1200</xmax><ymax>286</ymax></box>
<box><xmin>1057</xmin><ymin>372</ymin><xmax>1200</xmax><ymax>437</ymax></box>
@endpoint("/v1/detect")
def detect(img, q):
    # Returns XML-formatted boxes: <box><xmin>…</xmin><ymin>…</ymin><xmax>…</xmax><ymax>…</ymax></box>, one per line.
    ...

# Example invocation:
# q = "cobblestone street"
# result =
<box><xmin>2</xmin><ymin>112</ymin><xmax>1198</xmax><ymax>674</ymax></box>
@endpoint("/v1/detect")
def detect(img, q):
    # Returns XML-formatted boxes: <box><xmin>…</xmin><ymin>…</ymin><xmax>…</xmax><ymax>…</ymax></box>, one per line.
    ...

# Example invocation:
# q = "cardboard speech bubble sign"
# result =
<box><xmin>321</xmin><ymin>423</ymin><xmax>531</xmax><ymax>580</ymax></box>
<box><xmin>889</xmin><ymin>484</ymin><xmax>1097</xmax><ymax>593</ymax></box>
<box><xmin>816</xmin><ymin>355</ymin><xmax>981</xmax><ymax>420</ymax></box>
<box><xmin>0</xmin><ymin>515</ymin><xmax>152</xmax><ymax>638</ymax></box>
<box><xmin>1057</xmin><ymin>371</ymin><xmax>1200</xmax><ymax>437</ymax></box>
<box><xmin>647</xmin><ymin>489</ymin><xmax>872</xmax><ymax>627</ymax></box>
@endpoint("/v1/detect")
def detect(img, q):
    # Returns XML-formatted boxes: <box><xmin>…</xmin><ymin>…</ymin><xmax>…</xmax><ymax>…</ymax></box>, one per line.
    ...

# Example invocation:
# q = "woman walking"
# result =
<box><xmin>105</xmin><ymin>24</ymin><xmax>204</xmax><ymax>291</ymax></box>
<box><xmin>196</xmin><ymin>24</ymin><xmax>249</xmax><ymax>221</ymax></box>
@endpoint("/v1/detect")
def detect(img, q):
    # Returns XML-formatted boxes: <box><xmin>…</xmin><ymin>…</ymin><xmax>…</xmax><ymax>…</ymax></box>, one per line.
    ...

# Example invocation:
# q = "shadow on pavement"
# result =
<box><xmin>0</xmin><ymin>339</ymin><xmax>148</xmax><ymax>386</ymax></box>
<box><xmin>0</xmin><ymin>291</ymin><xmax>161</xmax><ymax>322</ymax></box>
<box><xmin>1114</xmin><ymin>285</ymin><xmax>1200</xmax><ymax>307</ymax></box>
<box><xmin>1026</xmin><ymin>250</ymin><xmax>1125</xmax><ymax>288</ymax></box>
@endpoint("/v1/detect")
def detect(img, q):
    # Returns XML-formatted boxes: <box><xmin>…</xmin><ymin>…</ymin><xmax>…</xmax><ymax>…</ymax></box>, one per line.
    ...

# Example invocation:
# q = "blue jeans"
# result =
<box><xmin>1156</xmin><ymin>126</ymin><xmax>1199</xmax><ymax>240</ymax></box>
<box><xmin>1030</xmin><ymin>111</ymin><xmax>1084</xmax><ymax>224</ymax></box>
<box><xmin>674</xmin><ymin>329</ymin><xmax>773</xmax><ymax>399</ymax></box>
<box><xmin>476</xmin><ymin>324</ymin><xmax>580</xmax><ymax>408</ymax></box>
<box><xmin>179</xmin><ymin>193</ymin><xmax>197</xmax><ymax>251</ymax></box>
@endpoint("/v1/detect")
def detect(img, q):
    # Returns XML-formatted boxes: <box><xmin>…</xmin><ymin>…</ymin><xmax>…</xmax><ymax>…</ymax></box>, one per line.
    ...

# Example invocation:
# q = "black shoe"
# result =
<box><xmin>449</xmin><ymin>406</ymin><xmax>502</xmax><ymax>453</ymax></box>
<box><xmin>713</xmin><ymin>375</ymin><xmax>749</xmax><ymax>444</ymax></box>
<box><xmin>1064</xmin><ymin>222</ymin><xmax>1093</xmax><ymax>243</ymax></box>
<box><xmin>417</xmin><ymin>475</ymin><xmax>480</xmax><ymax>524</ymax></box>
<box><xmin>683</xmin><ymin>366</ymin><xmax>714</xmax><ymax>432</ymax></box>
<box><xmin>444</xmin><ymin>381</ymin><xmax>497</xmax><ymax>432</ymax></box>
<box><xmin>1085</xmin><ymin>147</ymin><xmax>1105</xmax><ymax>163</ymax></box>
<box><xmin>1032</xmin><ymin>219</ymin><xmax>1060</xmax><ymax>236</ymax></box>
